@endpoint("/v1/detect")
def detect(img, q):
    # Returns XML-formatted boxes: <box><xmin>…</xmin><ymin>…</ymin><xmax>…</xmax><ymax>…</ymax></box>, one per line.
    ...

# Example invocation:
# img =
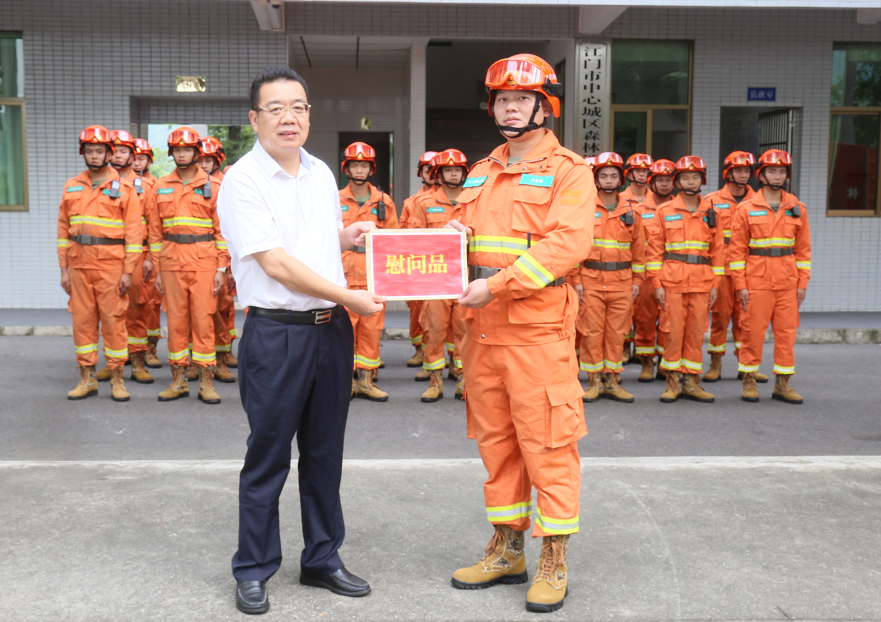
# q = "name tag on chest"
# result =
<box><xmin>519</xmin><ymin>174</ymin><xmax>553</xmax><ymax>188</ymax></box>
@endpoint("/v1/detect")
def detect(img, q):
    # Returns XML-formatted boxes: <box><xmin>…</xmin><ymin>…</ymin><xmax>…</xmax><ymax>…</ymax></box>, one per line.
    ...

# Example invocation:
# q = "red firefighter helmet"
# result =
<box><xmin>417</xmin><ymin>151</ymin><xmax>438</xmax><ymax>176</ymax></box>
<box><xmin>484</xmin><ymin>53</ymin><xmax>563</xmax><ymax>118</ymax></box>
<box><xmin>584</xmin><ymin>156</ymin><xmax>597</xmax><ymax>169</ymax></box>
<box><xmin>432</xmin><ymin>149</ymin><xmax>470</xmax><ymax>177</ymax></box>
<box><xmin>167</xmin><ymin>126</ymin><xmax>203</xmax><ymax>155</ymax></box>
<box><xmin>648</xmin><ymin>159</ymin><xmax>676</xmax><ymax>185</ymax></box>
<box><xmin>341</xmin><ymin>142</ymin><xmax>376</xmax><ymax>175</ymax></box>
<box><xmin>674</xmin><ymin>155</ymin><xmax>708</xmax><ymax>185</ymax></box>
<box><xmin>755</xmin><ymin>149</ymin><xmax>792</xmax><ymax>179</ymax></box>
<box><xmin>594</xmin><ymin>151</ymin><xmax>625</xmax><ymax>178</ymax></box>
<box><xmin>133</xmin><ymin>138</ymin><xmax>154</xmax><ymax>162</ymax></box>
<box><xmin>201</xmin><ymin>136</ymin><xmax>226</xmax><ymax>165</ymax></box>
<box><xmin>625</xmin><ymin>153</ymin><xmax>653</xmax><ymax>170</ymax></box>
<box><xmin>110</xmin><ymin>130</ymin><xmax>136</xmax><ymax>153</ymax></box>
<box><xmin>78</xmin><ymin>125</ymin><xmax>115</xmax><ymax>155</ymax></box>
<box><xmin>722</xmin><ymin>151</ymin><xmax>756</xmax><ymax>180</ymax></box>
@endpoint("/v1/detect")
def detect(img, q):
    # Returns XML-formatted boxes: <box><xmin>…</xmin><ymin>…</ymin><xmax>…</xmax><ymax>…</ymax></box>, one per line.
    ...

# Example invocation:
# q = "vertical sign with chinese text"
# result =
<box><xmin>575</xmin><ymin>42</ymin><xmax>610</xmax><ymax>157</ymax></box>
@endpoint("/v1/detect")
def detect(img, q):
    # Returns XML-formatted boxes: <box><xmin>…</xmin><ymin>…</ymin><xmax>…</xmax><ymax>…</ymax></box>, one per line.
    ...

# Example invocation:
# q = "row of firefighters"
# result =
<box><xmin>57</xmin><ymin>126</ymin><xmax>810</xmax><ymax>407</ymax></box>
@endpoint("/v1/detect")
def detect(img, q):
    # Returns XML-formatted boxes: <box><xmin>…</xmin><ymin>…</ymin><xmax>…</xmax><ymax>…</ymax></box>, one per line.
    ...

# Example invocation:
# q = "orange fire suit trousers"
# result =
<box><xmin>70</xmin><ymin>267</ymin><xmax>130</xmax><ymax>369</ymax></box>
<box><xmin>125</xmin><ymin>256</ymin><xmax>149</xmax><ymax>354</ymax></box>
<box><xmin>708</xmin><ymin>274</ymin><xmax>750</xmax><ymax>357</ymax></box>
<box><xmin>461</xmin><ymin>336</ymin><xmax>584</xmax><ymax>538</ymax></box>
<box><xmin>420</xmin><ymin>299</ymin><xmax>465</xmax><ymax>372</ymax></box>
<box><xmin>737</xmin><ymin>288</ymin><xmax>798</xmax><ymax>376</ymax></box>
<box><xmin>214</xmin><ymin>283</ymin><xmax>235</xmax><ymax>354</ymax></box>
<box><xmin>659</xmin><ymin>291</ymin><xmax>710</xmax><ymax>375</ymax></box>
<box><xmin>577</xmin><ymin>289</ymin><xmax>632</xmax><ymax>374</ymax></box>
<box><xmin>407</xmin><ymin>301</ymin><xmax>424</xmax><ymax>348</ymax></box>
<box><xmin>145</xmin><ymin>276</ymin><xmax>162</xmax><ymax>341</ymax></box>
<box><xmin>347</xmin><ymin>288</ymin><xmax>383</xmax><ymax>370</ymax></box>
<box><xmin>634</xmin><ymin>284</ymin><xmax>664</xmax><ymax>357</ymax></box>
<box><xmin>163</xmin><ymin>270</ymin><xmax>217</xmax><ymax>368</ymax></box>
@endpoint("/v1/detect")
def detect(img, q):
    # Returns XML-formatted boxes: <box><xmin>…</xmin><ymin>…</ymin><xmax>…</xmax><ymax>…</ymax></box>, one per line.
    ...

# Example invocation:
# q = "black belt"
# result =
<box><xmin>250</xmin><ymin>305</ymin><xmax>340</xmax><ymax>325</ymax></box>
<box><xmin>165</xmin><ymin>233</ymin><xmax>214</xmax><ymax>244</ymax></box>
<box><xmin>663</xmin><ymin>252</ymin><xmax>710</xmax><ymax>265</ymax></box>
<box><xmin>724</xmin><ymin>238</ymin><xmax>731</xmax><ymax>245</ymax></box>
<box><xmin>351</xmin><ymin>246</ymin><xmax>366</xmax><ymax>253</ymax></box>
<box><xmin>584</xmin><ymin>261</ymin><xmax>632</xmax><ymax>271</ymax></box>
<box><xmin>71</xmin><ymin>235</ymin><xmax>124</xmax><ymax>246</ymax></box>
<box><xmin>749</xmin><ymin>247</ymin><xmax>794</xmax><ymax>257</ymax></box>
<box><xmin>469</xmin><ymin>265</ymin><xmax>565</xmax><ymax>287</ymax></box>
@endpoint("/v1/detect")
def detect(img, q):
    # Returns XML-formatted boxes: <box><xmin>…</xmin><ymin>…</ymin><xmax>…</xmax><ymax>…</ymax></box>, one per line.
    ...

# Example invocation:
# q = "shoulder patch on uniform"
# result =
<box><xmin>519</xmin><ymin>174</ymin><xmax>554</xmax><ymax>188</ymax></box>
<box><xmin>714</xmin><ymin>203</ymin><xmax>730</xmax><ymax>209</ymax></box>
<box><xmin>427</xmin><ymin>207</ymin><xmax>445</xmax><ymax>213</ymax></box>
<box><xmin>749</xmin><ymin>210</ymin><xmax>768</xmax><ymax>217</ymax></box>
<box><xmin>665</xmin><ymin>214</ymin><xmax>683</xmax><ymax>222</ymax></box>
<box><xmin>462</xmin><ymin>176</ymin><xmax>487</xmax><ymax>188</ymax></box>
<box><xmin>66</xmin><ymin>186</ymin><xmax>83</xmax><ymax>192</ymax></box>
<box><xmin>157</xmin><ymin>188</ymin><xmax>174</xmax><ymax>195</ymax></box>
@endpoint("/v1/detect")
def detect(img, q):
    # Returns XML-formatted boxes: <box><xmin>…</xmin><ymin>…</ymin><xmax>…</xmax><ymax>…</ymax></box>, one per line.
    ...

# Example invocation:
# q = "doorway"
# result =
<box><xmin>338</xmin><ymin>132</ymin><xmax>393</xmax><ymax>197</ymax></box>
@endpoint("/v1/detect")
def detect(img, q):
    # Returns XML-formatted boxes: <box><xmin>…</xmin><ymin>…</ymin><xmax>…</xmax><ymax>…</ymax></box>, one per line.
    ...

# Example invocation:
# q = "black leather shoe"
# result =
<box><xmin>299</xmin><ymin>566</ymin><xmax>371</xmax><ymax>597</ymax></box>
<box><xmin>236</xmin><ymin>581</ymin><xmax>269</xmax><ymax>615</ymax></box>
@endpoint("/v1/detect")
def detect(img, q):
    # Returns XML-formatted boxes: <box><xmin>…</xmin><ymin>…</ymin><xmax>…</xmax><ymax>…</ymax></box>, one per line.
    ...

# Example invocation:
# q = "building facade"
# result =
<box><xmin>1</xmin><ymin>0</ymin><xmax>879</xmax><ymax>310</ymax></box>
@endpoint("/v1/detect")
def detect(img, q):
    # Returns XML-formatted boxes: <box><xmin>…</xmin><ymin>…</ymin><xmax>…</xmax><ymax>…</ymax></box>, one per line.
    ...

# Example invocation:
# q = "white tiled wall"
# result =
<box><xmin>2</xmin><ymin>1</ymin><xmax>880</xmax><ymax>311</ymax></box>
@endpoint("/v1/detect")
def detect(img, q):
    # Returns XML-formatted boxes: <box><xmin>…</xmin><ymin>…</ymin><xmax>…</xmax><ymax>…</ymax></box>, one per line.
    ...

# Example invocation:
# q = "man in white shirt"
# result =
<box><xmin>218</xmin><ymin>67</ymin><xmax>384</xmax><ymax>615</ymax></box>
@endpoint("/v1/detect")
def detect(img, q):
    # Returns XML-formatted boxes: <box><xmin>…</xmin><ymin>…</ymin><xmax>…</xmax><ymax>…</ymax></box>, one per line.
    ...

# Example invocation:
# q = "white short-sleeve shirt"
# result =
<box><xmin>217</xmin><ymin>139</ymin><xmax>346</xmax><ymax>311</ymax></box>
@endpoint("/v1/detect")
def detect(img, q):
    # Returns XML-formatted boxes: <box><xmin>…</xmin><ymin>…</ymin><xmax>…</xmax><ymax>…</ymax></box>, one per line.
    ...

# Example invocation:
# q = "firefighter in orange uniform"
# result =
<box><xmin>146</xmin><ymin>126</ymin><xmax>228</xmax><ymax>405</ymax></box>
<box><xmin>618</xmin><ymin>154</ymin><xmax>652</xmax><ymax>365</ymax></box>
<box><xmin>566</xmin><ymin>156</ymin><xmax>597</xmax><ymax>363</ymax></box>
<box><xmin>701</xmin><ymin>151</ymin><xmax>766</xmax><ymax>384</ymax></box>
<box><xmin>574</xmin><ymin>152</ymin><xmax>644</xmax><ymax>403</ymax></box>
<box><xmin>728</xmin><ymin>149</ymin><xmax>810</xmax><ymax>404</ymax></box>
<box><xmin>447</xmin><ymin>54</ymin><xmax>593</xmax><ymax>613</ymax></box>
<box><xmin>194</xmin><ymin>135</ymin><xmax>236</xmax><ymax>383</ymax></box>
<box><xmin>339</xmin><ymin>142</ymin><xmax>399</xmax><ymax>401</ymax></box>
<box><xmin>132</xmin><ymin>137</ymin><xmax>163</xmax><ymax>369</ymax></box>
<box><xmin>408</xmin><ymin>149</ymin><xmax>469</xmax><ymax>402</ymax></box>
<box><xmin>646</xmin><ymin>156</ymin><xmax>724</xmax><ymax>404</ymax></box>
<box><xmin>400</xmin><ymin>150</ymin><xmax>437</xmax><ymax>376</ymax></box>
<box><xmin>633</xmin><ymin>158</ymin><xmax>675</xmax><ymax>381</ymax></box>
<box><xmin>59</xmin><ymin>125</ymin><xmax>143</xmax><ymax>402</ymax></box>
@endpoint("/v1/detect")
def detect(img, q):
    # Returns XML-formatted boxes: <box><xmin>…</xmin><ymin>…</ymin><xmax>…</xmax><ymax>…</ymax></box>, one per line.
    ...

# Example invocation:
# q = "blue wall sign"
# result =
<box><xmin>748</xmin><ymin>88</ymin><xmax>776</xmax><ymax>102</ymax></box>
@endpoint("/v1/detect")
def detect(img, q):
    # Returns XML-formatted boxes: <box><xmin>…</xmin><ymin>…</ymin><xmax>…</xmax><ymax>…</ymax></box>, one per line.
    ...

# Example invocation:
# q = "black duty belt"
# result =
<box><xmin>165</xmin><ymin>233</ymin><xmax>215</xmax><ymax>244</ymax></box>
<box><xmin>71</xmin><ymin>235</ymin><xmax>124</xmax><ymax>246</ymax></box>
<box><xmin>584</xmin><ymin>261</ymin><xmax>632</xmax><ymax>271</ymax></box>
<box><xmin>469</xmin><ymin>265</ymin><xmax>565</xmax><ymax>287</ymax></box>
<box><xmin>250</xmin><ymin>305</ymin><xmax>340</xmax><ymax>325</ymax></box>
<box><xmin>351</xmin><ymin>246</ymin><xmax>366</xmax><ymax>253</ymax></box>
<box><xmin>724</xmin><ymin>238</ymin><xmax>731</xmax><ymax>245</ymax></box>
<box><xmin>663</xmin><ymin>252</ymin><xmax>710</xmax><ymax>265</ymax></box>
<box><xmin>749</xmin><ymin>247</ymin><xmax>794</xmax><ymax>257</ymax></box>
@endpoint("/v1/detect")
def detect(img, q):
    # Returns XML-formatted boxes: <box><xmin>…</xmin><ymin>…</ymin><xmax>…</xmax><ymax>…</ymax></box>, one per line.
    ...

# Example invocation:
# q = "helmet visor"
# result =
<box><xmin>762</xmin><ymin>150</ymin><xmax>792</xmax><ymax>166</ymax></box>
<box><xmin>678</xmin><ymin>156</ymin><xmax>706</xmax><ymax>171</ymax></box>
<box><xmin>628</xmin><ymin>154</ymin><xmax>653</xmax><ymax>168</ymax></box>
<box><xmin>81</xmin><ymin>127</ymin><xmax>112</xmax><ymax>144</ymax></box>
<box><xmin>168</xmin><ymin>128</ymin><xmax>200</xmax><ymax>146</ymax></box>
<box><xmin>486</xmin><ymin>59</ymin><xmax>548</xmax><ymax>89</ymax></box>
<box><xmin>727</xmin><ymin>152</ymin><xmax>755</xmax><ymax>168</ymax></box>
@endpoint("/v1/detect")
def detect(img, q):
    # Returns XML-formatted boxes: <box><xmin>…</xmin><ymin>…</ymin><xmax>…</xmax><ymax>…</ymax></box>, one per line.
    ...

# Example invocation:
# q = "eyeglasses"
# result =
<box><xmin>254</xmin><ymin>104</ymin><xmax>312</xmax><ymax>118</ymax></box>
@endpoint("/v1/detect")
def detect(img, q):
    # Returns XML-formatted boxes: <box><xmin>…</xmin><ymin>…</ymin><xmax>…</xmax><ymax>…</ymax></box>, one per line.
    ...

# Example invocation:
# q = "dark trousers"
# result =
<box><xmin>232</xmin><ymin>309</ymin><xmax>354</xmax><ymax>582</ymax></box>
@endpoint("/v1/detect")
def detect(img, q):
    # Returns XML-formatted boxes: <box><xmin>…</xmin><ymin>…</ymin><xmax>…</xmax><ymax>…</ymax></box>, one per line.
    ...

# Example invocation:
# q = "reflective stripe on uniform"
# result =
<box><xmin>104</xmin><ymin>346</ymin><xmax>128</xmax><ymax>358</ymax></box>
<box><xmin>665</xmin><ymin>241</ymin><xmax>709</xmax><ymax>251</ymax></box>
<box><xmin>69</xmin><ymin>215</ymin><xmax>124</xmax><ymax>228</ymax></box>
<box><xmin>796</xmin><ymin>261</ymin><xmax>811</xmax><ymax>270</ymax></box>
<box><xmin>712</xmin><ymin>266</ymin><xmax>725</xmax><ymax>275</ymax></box>
<box><xmin>57</xmin><ymin>239</ymin><xmax>70</xmax><ymax>247</ymax></box>
<box><xmin>535</xmin><ymin>508</ymin><xmax>579</xmax><ymax>535</ymax></box>
<box><xmin>215</xmin><ymin>240</ymin><xmax>228</xmax><ymax>250</ymax></box>
<box><xmin>580</xmin><ymin>360</ymin><xmax>603</xmax><ymax>373</ymax></box>
<box><xmin>635</xmin><ymin>346</ymin><xmax>655</xmax><ymax>355</ymax></box>
<box><xmin>74</xmin><ymin>343</ymin><xmax>99</xmax><ymax>354</ymax></box>
<box><xmin>168</xmin><ymin>348</ymin><xmax>190</xmax><ymax>361</ymax></box>
<box><xmin>215</xmin><ymin>344</ymin><xmax>232</xmax><ymax>353</ymax></box>
<box><xmin>229</xmin><ymin>328</ymin><xmax>237</xmax><ymax>338</ymax></box>
<box><xmin>445</xmin><ymin>342</ymin><xmax>455</xmax><ymax>352</ymax></box>
<box><xmin>150</xmin><ymin>243</ymin><xmax>163</xmax><ymax>253</ymax></box>
<box><xmin>125</xmin><ymin>245</ymin><xmax>143</xmax><ymax>253</ymax></box>
<box><xmin>354</xmin><ymin>354</ymin><xmax>381</xmax><ymax>367</ymax></box>
<box><xmin>748</xmin><ymin>237</ymin><xmax>795</xmax><ymax>248</ymax></box>
<box><xmin>147</xmin><ymin>329</ymin><xmax>162</xmax><ymax>337</ymax></box>
<box><xmin>604</xmin><ymin>358</ymin><xmax>623</xmax><ymax>371</ymax></box>
<box><xmin>486</xmin><ymin>500</ymin><xmax>533</xmax><ymax>523</ymax></box>
<box><xmin>681</xmin><ymin>358</ymin><xmax>703</xmax><ymax>372</ymax></box>
<box><xmin>646</xmin><ymin>261</ymin><xmax>663</xmax><ymax>270</ymax></box>
<box><xmin>409</xmin><ymin>334</ymin><xmax>423</xmax><ymax>346</ymax></box>
<box><xmin>593</xmin><ymin>238</ymin><xmax>630</xmax><ymax>250</ymax></box>
<box><xmin>737</xmin><ymin>362</ymin><xmax>761</xmax><ymax>373</ymax></box>
<box><xmin>468</xmin><ymin>235</ymin><xmax>528</xmax><ymax>255</ymax></box>
<box><xmin>514</xmin><ymin>253</ymin><xmax>555</xmax><ymax>288</ymax></box>
<box><xmin>707</xmin><ymin>343</ymin><xmax>726</xmax><ymax>353</ymax></box>
<box><xmin>423</xmin><ymin>357</ymin><xmax>446</xmax><ymax>371</ymax></box>
<box><xmin>729</xmin><ymin>261</ymin><xmax>746</xmax><ymax>271</ymax></box>
<box><xmin>660</xmin><ymin>358</ymin><xmax>681</xmax><ymax>370</ymax></box>
<box><xmin>162</xmin><ymin>217</ymin><xmax>213</xmax><ymax>228</ymax></box>
<box><xmin>632</xmin><ymin>263</ymin><xmax>646</xmax><ymax>273</ymax></box>
<box><xmin>192</xmin><ymin>351</ymin><xmax>216</xmax><ymax>362</ymax></box>
<box><xmin>127</xmin><ymin>336</ymin><xmax>148</xmax><ymax>345</ymax></box>
<box><xmin>774</xmin><ymin>364</ymin><xmax>795</xmax><ymax>375</ymax></box>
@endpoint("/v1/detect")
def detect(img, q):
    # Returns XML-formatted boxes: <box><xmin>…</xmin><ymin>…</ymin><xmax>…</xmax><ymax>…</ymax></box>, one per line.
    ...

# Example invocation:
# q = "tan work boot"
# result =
<box><xmin>703</xmin><ymin>352</ymin><xmax>723</xmax><ymax>383</ymax></box>
<box><xmin>68</xmin><ymin>365</ymin><xmax>98</xmax><ymax>400</ymax></box>
<box><xmin>455</xmin><ymin>373</ymin><xmax>465</xmax><ymax>401</ymax></box>
<box><xmin>451</xmin><ymin>525</ymin><xmax>528</xmax><ymax>590</ymax></box>
<box><xmin>130</xmin><ymin>351</ymin><xmax>155</xmax><ymax>384</ymax></box>
<box><xmin>96</xmin><ymin>365</ymin><xmax>112</xmax><ymax>382</ymax></box>
<box><xmin>741</xmin><ymin>372</ymin><xmax>760</xmax><ymax>402</ymax></box>
<box><xmin>186</xmin><ymin>362</ymin><xmax>200</xmax><ymax>381</ymax></box>
<box><xmin>355</xmin><ymin>368</ymin><xmax>388</xmax><ymax>402</ymax></box>
<box><xmin>421</xmin><ymin>370</ymin><xmax>444</xmax><ymax>403</ymax></box>
<box><xmin>226</xmin><ymin>352</ymin><xmax>238</xmax><ymax>368</ymax></box>
<box><xmin>603</xmin><ymin>373</ymin><xmax>634</xmax><ymax>403</ymax></box>
<box><xmin>448</xmin><ymin>365</ymin><xmax>461</xmax><ymax>381</ymax></box>
<box><xmin>145</xmin><ymin>337</ymin><xmax>162</xmax><ymax>368</ymax></box>
<box><xmin>158</xmin><ymin>365</ymin><xmax>189</xmax><ymax>402</ymax></box>
<box><xmin>414</xmin><ymin>367</ymin><xmax>430</xmax><ymax>382</ymax></box>
<box><xmin>526</xmin><ymin>535</ymin><xmax>570</xmax><ymax>613</ymax></box>
<box><xmin>583</xmin><ymin>373</ymin><xmax>603</xmax><ymax>403</ymax></box>
<box><xmin>680</xmin><ymin>373</ymin><xmax>714</xmax><ymax>403</ymax></box>
<box><xmin>772</xmin><ymin>374</ymin><xmax>803</xmax><ymax>404</ymax></box>
<box><xmin>406</xmin><ymin>346</ymin><xmax>423</xmax><ymax>368</ymax></box>
<box><xmin>622</xmin><ymin>343</ymin><xmax>632</xmax><ymax>365</ymax></box>
<box><xmin>214</xmin><ymin>352</ymin><xmax>236</xmax><ymax>383</ymax></box>
<box><xmin>638</xmin><ymin>356</ymin><xmax>655</xmax><ymax>383</ymax></box>
<box><xmin>110</xmin><ymin>367</ymin><xmax>130</xmax><ymax>402</ymax></box>
<box><xmin>660</xmin><ymin>371</ymin><xmax>681</xmax><ymax>403</ymax></box>
<box><xmin>198</xmin><ymin>366</ymin><xmax>222</xmax><ymax>404</ymax></box>
<box><xmin>738</xmin><ymin>370</ymin><xmax>769</xmax><ymax>383</ymax></box>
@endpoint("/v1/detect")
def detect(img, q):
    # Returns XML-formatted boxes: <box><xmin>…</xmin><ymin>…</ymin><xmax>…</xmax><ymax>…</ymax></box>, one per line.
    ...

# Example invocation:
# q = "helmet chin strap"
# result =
<box><xmin>758</xmin><ymin>173</ymin><xmax>787</xmax><ymax>192</ymax></box>
<box><xmin>110</xmin><ymin>158</ymin><xmax>132</xmax><ymax>171</ymax></box>
<box><xmin>176</xmin><ymin>159</ymin><xmax>196</xmax><ymax>171</ymax></box>
<box><xmin>598</xmin><ymin>186</ymin><xmax>618</xmax><ymax>195</ymax></box>
<box><xmin>628</xmin><ymin>174</ymin><xmax>647</xmax><ymax>187</ymax></box>
<box><xmin>681</xmin><ymin>188</ymin><xmax>701</xmax><ymax>196</ymax></box>
<box><xmin>494</xmin><ymin>93</ymin><xmax>546</xmax><ymax>138</ymax></box>
<box><xmin>727</xmin><ymin>174</ymin><xmax>749</xmax><ymax>189</ymax></box>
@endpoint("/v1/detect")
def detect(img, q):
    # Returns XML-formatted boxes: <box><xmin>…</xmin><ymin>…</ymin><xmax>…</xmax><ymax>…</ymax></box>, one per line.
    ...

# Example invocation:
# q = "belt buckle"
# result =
<box><xmin>314</xmin><ymin>309</ymin><xmax>333</xmax><ymax>324</ymax></box>
<box><xmin>81</xmin><ymin>235</ymin><xmax>92</xmax><ymax>244</ymax></box>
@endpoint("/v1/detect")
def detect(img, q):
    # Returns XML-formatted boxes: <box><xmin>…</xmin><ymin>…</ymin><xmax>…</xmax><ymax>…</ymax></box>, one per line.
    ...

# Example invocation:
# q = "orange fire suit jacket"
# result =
<box><xmin>577</xmin><ymin>195</ymin><xmax>645</xmax><ymax>292</ymax></box>
<box><xmin>458</xmin><ymin>130</ymin><xmax>595</xmax><ymax>346</ymax></box>
<box><xmin>401</xmin><ymin>184</ymin><xmax>433</xmax><ymax>229</ymax></box>
<box><xmin>702</xmin><ymin>184</ymin><xmax>755</xmax><ymax>276</ymax></box>
<box><xmin>339</xmin><ymin>182</ymin><xmax>399</xmax><ymax>288</ymax></box>
<box><xmin>728</xmin><ymin>190</ymin><xmax>811</xmax><ymax>292</ymax></box>
<box><xmin>408</xmin><ymin>185</ymin><xmax>462</xmax><ymax>229</ymax></box>
<box><xmin>619</xmin><ymin>184</ymin><xmax>649</xmax><ymax>206</ymax></box>
<box><xmin>145</xmin><ymin>167</ymin><xmax>229</xmax><ymax>272</ymax></box>
<box><xmin>57</xmin><ymin>168</ymin><xmax>143</xmax><ymax>274</ymax></box>
<box><xmin>646</xmin><ymin>194</ymin><xmax>725</xmax><ymax>293</ymax></box>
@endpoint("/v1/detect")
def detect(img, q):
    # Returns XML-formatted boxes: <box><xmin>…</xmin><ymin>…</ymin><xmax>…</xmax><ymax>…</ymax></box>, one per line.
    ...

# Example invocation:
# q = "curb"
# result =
<box><xmin>3</xmin><ymin>325</ymin><xmax>879</xmax><ymax>344</ymax></box>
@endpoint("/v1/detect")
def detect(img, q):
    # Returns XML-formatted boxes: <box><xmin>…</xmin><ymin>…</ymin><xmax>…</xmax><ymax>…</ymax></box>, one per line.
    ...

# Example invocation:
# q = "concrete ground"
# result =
<box><xmin>1</xmin><ymin>338</ymin><xmax>880</xmax><ymax>621</ymax></box>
